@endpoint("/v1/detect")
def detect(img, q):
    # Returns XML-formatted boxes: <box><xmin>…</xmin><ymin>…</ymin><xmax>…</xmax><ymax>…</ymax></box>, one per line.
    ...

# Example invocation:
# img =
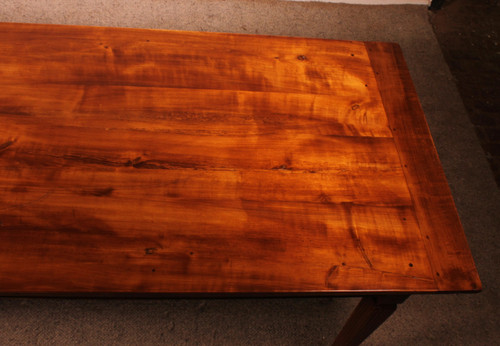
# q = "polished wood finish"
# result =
<box><xmin>365</xmin><ymin>42</ymin><xmax>481</xmax><ymax>292</ymax></box>
<box><xmin>333</xmin><ymin>295</ymin><xmax>408</xmax><ymax>346</ymax></box>
<box><xmin>0</xmin><ymin>23</ymin><xmax>480</xmax><ymax>295</ymax></box>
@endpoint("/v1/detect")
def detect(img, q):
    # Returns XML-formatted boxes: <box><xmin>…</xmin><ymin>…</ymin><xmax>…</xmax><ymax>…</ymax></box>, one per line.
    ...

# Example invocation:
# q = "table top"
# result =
<box><xmin>0</xmin><ymin>22</ymin><xmax>480</xmax><ymax>295</ymax></box>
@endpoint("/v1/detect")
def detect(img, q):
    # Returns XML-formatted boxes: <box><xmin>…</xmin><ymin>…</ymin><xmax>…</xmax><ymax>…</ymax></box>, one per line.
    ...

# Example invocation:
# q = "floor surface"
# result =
<box><xmin>0</xmin><ymin>1</ymin><xmax>498</xmax><ymax>345</ymax></box>
<box><xmin>431</xmin><ymin>0</ymin><xmax>500</xmax><ymax>187</ymax></box>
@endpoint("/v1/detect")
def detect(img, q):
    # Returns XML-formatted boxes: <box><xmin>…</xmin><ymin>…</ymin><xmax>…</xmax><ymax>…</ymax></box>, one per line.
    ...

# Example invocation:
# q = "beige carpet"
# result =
<box><xmin>0</xmin><ymin>1</ymin><xmax>498</xmax><ymax>345</ymax></box>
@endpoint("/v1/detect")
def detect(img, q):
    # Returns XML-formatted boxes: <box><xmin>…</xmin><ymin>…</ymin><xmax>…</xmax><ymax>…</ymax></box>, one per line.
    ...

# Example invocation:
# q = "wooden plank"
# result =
<box><xmin>0</xmin><ymin>23</ymin><xmax>377</xmax><ymax>95</ymax></box>
<box><xmin>365</xmin><ymin>42</ymin><xmax>481</xmax><ymax>292</ymax></box>
<box><xmin>0</xmin><ymin>84</ymin><xmax>391</xmax><ymax>139</ymax></box>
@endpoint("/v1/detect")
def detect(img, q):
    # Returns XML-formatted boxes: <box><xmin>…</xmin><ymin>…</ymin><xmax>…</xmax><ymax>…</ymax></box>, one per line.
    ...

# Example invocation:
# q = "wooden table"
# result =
<box><xmin>0</xmin><ymin>23</ymin><xmax>480</xmax><ymax>344</ymax></box>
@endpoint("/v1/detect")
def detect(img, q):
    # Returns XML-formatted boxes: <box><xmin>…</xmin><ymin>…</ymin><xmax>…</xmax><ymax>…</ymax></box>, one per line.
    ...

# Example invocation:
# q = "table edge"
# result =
<box><xmin>0</xmin><ymin>21</ymin><xmax>367</xmax><ymax>47</ymax></box>
<box><xmin>365</xmin><ymin>41</ymin><xmax>481</xmax><ymax>293</ymax></box>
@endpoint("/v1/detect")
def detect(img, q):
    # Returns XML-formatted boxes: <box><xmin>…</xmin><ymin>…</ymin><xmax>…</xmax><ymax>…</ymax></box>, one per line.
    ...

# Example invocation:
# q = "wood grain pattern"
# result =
<box><xmin>365</xmin><ymin>42</ymin><xmax>481</xmax><ymax>292</ymax></box>
<box><xmin>0</xmin><ymin>23</ymin><xmax>479</xmax><ymax>294</ymax></box>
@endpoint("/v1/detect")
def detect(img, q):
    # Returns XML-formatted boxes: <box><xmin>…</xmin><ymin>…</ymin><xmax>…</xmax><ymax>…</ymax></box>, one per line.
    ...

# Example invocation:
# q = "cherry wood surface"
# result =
<box><xmin>0</xmin><ymin>23</ymin><xmax>480</xmax><ymax>295</ymax></box>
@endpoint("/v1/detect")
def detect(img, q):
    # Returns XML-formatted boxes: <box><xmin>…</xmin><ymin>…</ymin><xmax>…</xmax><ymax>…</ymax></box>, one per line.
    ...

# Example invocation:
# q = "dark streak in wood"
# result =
<box><xmin>0</xmin><ymin>139</ymin><xmax>16</xmax><ymax>152</ymax></box>
<box><xmin>342</xmin><ymin>202</ymin><xmax>374</xmax><ymax>269</ymax></box>
<box><xmin>81</xmin><ymin>187</ymin><xmax>114</xmax><ymax>197</ymax></box>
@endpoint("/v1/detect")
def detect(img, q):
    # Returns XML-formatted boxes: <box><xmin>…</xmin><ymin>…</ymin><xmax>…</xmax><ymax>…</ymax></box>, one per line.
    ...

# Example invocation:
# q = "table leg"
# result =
<box><xmin>333</xmin><ymin>295</ymin><xmax>409</xmax><ymax>346</ymax></box>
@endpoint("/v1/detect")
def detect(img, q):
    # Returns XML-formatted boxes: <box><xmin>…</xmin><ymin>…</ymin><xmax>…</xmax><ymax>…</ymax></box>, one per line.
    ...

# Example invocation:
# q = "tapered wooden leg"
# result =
<box><xmin>333</xmin><ymin>295</ymin><xmax>409</xmax><ymax>346</ymax></box>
